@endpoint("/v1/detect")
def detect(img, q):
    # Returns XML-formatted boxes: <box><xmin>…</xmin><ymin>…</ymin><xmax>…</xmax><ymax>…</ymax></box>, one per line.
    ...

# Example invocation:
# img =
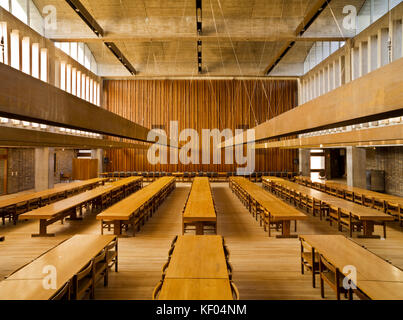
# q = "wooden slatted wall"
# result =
<box><xmin>103</xmin><ymin>79</ymin><xmax>298</xmax><ymax>173</ymax></box>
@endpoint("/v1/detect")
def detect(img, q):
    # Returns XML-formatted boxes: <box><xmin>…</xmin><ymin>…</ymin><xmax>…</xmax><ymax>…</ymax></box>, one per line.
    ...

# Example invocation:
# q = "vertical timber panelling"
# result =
<box><xmin>103</xmin><ymin>80</ymin><xmax>298</xmax><ymax>173</ymax></box>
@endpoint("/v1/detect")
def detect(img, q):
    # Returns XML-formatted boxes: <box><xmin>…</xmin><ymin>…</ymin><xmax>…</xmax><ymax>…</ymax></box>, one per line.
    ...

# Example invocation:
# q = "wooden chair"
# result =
<box><xmin>300</xmin><ymin>238</ymin><xmax>320</xmax><ymax>288</ymax></box>
<box><xmin>230</xmin><ymin>281</ymin><xmax>240</xmax><ymax>300</ymax></box>
<box><xmin>152</xmin><ymin>280</ymin><xmax>163</xmax><ymax>300</ymax></box>
<box><xmin>93</xmin><ymin>249</ymin><xmax>108</xmax><ymax>288</ymax></box>
<box><xmin>106</xmin><ymin>239</ymin><xmax>118</xmax><ymax>272</ymax></box>
<box><xmin>339</xmin><ymin>209</ymin><xmax>363</xmax><ymax>237</ymax></box>
<box><xmin>73</xmin><ymin>260</ymin><xmax>94</xmax><ymax>300</ymax></box>
<box><xmin>319</xmin><ymin>254</ymin><xmax>352</xmax><ymax>300</ymax></box>
<box><xmin>51</xmin><ymin>281</ymin><xmax>71</xmax><ymax>300</ymax></box>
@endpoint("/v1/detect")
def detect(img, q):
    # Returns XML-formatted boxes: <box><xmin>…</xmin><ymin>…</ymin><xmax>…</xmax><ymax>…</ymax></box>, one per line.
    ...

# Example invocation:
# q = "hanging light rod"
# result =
<box><xmin>196</xmin><ymin>0</ymin><xmax>203</xmax><ymax>74</ymax></box>
<box><xmin>264</xmin><ymin>0</ymin><xmax>332</xmax><ymax>75</ymax></box>
<box><xmin>104</xmin><ymin>42</ymin><xmax>137</xmax><ymax>75</ymax></box>
<box><xmin>65</xmin><ymin>0</ymin><xmax>136</xmax><ymax>75</ymax></box>
<box><xmin>65</xmin><ymin>0</ymin><xmax>104</xmax><ymax>37</ymax></box>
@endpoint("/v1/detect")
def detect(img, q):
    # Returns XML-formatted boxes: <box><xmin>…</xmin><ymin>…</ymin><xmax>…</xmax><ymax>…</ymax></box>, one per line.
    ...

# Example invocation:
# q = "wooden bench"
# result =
<box><xmin>97</xmin><ymin>177</ymin><xmax>176</xmax><ymax>236</ymax></box>
<box><xmin>182</xmin><ymin>177</ymin><xmax>217</xmax><ymax>235</ymax></box>
<box><xmin>0</xmin><ymin>235</ymin><xmax>117</xmax><ymax>300</ymax></box>
<box><xmin>230</xmin><ymin>177</ymin><xmax>307</xmax><ymax>238</ymax></box>
<box><xmin>19</xmin><ymin>177</ymin><xmax>142</xmax><ymax>237</ymax></box>
<box><xmin>0</xmin><ymin>178</ymin><xmax>107</xmax><ymax>225</ymax></box>
<box><xmin>153</xmin><ymin>235</ymin><xmax>238</xmax><ymax>300</ymax></box>
<box><xmin>299</xmin><ymin>235</ymin><xmax>403</xmax><ymax>300</ymax></box>
<box><xmin>264</xmin><ymin>177</ymin><xmax>394</xmax><ymax>238</ymax></box>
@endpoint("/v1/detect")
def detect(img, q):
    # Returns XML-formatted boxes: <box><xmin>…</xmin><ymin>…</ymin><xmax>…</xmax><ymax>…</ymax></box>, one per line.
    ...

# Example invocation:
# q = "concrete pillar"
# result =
<box><xmin>35</xmin><ymin>148</ymin><xmax>55</xmax><ymax>191</ymax></box>
<box><xmin>299</xmin><ymin>149</ymin><xmax>310</xmax><ymax>177</ymax></box>
<box><xmin>92</xmin><ymin>149</ymin><xmax>104</xmax><ymax>176</ymax></box>
<box><xmin>346</xmin><ymin>147</ymin><xmax>367</xmax><ymax>188</ymax></box>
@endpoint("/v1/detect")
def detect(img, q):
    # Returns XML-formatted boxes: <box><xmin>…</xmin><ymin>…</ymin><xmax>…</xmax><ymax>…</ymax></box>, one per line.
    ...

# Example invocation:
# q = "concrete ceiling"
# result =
<box><xmin>32</xmin><ymin>0</ymin><xmax>366</xmax><ymax>77</ymax></box>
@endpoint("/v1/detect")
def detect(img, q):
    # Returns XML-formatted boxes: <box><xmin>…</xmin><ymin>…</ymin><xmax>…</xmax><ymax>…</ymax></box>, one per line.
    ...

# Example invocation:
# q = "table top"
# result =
<box><xmin>20</xmin><ymin>177</ymin><xmax>141</xmax><ymax>220</ymax></box>
<box><xmin>165</xmin><ymin>235</ymin><xmax>228</xmax><ymax>280</ymax></box>
<box><xmin>299</xmin><ymin>235</ymin><xmax>403</xmax><ymax>283</ymax></box>
<box><xmin>0</xmin><ymin>178</ymin><xmax>106</xmax><ymax>209</ymax></box>
<box><xmin>0</xmin><ymin>235</ymin><xmax>116</xmax><ymax>300</ymax></box>
<box><xmin>183</xmin><ymin>177</ymin><xmax>216</xmax><ymax>222</ymax></box>
<box><xmin>158</xmin><ymin>279</ymin><xmax>233</xmax><ymax>300</ymax></box>
<box><xmin>358</xmin><ymin>281</ymin><xmax>403</xmax><ymax>300</ymax></box>
<box><xmin>231</xmin><ymin>177</ymin><xmax>307</xmax><ymax>221</ymax></box>
<box><xmin>97</xmin><ymin>177</ymin><xmax>175</xmax><ymax>220</ymax></box>
<box><xmin>264</xmin><ymin>177</ymin><xmax>393</xmax><ymax>221</ymax></box>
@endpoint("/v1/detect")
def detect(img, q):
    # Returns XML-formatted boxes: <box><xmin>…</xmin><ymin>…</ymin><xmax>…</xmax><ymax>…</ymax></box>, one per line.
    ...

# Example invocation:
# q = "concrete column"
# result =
<box><xmin>299</xmin><ymin>149</ymin><xmax>310</xmax><ymax>177</ymax></box>
<box><xmin>35</xmin><ymin>148</ymin><xmax>55</xmax><ymax>191</ymax></box>
<box><xmin>92</xmin><ymin>149</ymin><xmax>104</xmax><ymax>176</ymax></box>
<box><xmin>346</xmin><ymin>147</ymin><xmax>367</xmax><ymax>188</ymax></box>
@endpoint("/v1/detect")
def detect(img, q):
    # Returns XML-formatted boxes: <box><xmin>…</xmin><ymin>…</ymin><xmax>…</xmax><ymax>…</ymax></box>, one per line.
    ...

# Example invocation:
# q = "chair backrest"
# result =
<box><xmin>76</xmin><ymin>260</ymin><xmax>93</xmax><ymax>281</ymax></box>
<box><xmin>51</xmin><ymin>281</ymin><xmax>70</xmax><ymax>300</ymax></box>
<box><xmin>319</xmin><ymin>254</ymin><xmax>337</xmax><ymax>275</ymax></box>
<box><xmin>106</xmin><ymin>239</ymin><xmax>117</xmax><ymax>252</ymax></box>
<box><xmin>94</xmin><ymin>249</ymin><xmax>107</xmax><ymax>265</ymax></box>
<box><xmin>152</xmin><ymin>281</ymin><xmax>163</xmax><ymax>300</ymax></box>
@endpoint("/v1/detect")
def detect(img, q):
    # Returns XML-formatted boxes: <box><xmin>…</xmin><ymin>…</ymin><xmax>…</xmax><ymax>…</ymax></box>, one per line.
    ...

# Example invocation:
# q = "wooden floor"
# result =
<box><xmin>0</xmin><ymin>183</ymin><xmax>403</xmax><ymax>300</ymax></box>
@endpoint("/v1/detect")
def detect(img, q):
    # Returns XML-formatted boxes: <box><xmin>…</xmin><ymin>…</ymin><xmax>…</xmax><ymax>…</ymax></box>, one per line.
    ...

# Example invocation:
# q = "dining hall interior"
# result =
<box><xmin>0</xmin><ymin>0</ymin><xmax>402</xmax><ymax>301</ymax></box>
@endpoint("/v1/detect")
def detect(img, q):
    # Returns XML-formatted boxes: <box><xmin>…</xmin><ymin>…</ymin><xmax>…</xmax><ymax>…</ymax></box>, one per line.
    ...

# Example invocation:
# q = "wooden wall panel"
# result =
<box><xmin>103</xmin><ymin>79</ymin><xmax>298</xmax><ymax>173</ymax></box>
<box><xmin>72</xmin><ymin>159</ymin><xmax>98</xmax><ymax>180</ymax></box>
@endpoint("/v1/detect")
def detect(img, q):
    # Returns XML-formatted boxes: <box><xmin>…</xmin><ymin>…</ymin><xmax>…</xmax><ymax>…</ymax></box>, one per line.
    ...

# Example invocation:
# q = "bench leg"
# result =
<box><xmin>276</xmin><ymin>220</ymin><xmax>298</xmax><ymax>239</ymax></box>
<box><xmin>358</xmin><ymin>221</ymin><xmax>380</xmax><ymax>239</ymax></box>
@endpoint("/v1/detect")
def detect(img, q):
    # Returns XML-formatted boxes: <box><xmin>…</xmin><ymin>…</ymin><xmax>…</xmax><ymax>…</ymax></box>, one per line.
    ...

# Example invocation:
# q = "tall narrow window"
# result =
<box><xmin>31</xmin><ymin>43</ymin><xmax>39</xmax><ymax>78</ymax></box>
<box><xmin>70</xmin><ymin>42</ymin><xmax>78</xmax><ymax>61</ymax></box>
<box><xmin>11</xmin><ymin>0</ymin><xmax>28</xmax><ymax>24</ymax></box>
<box><xmin>81</xmin><ymin>73</ymin><xmax>86</xmax><ymax>98</ymax></box>
<box><xmin>60</xmin><ymin>62</ymin><xmax>66</xmax><ymax>90</ymax></box>
<box><xmin>61</xmin><ymin>42</ymin><xmax>70</xmax><ymax>55</ymax></box>
<box><xmin>89</xmin><ymin>78</ymin><xmax>93</xmax><ymax>103</ymax></box>
<box><xmin>40</xmin><ymin>48</ymin><xmax>47</xmax><ymax>82</ymax></box>
<box><xmin>0</xmin><ymin>0</ymin><xmax>10</xmax><ymax>10</ymax></box>
<box><xmin>0</xmin><ymin>22</ymin><xmax>8</xmax><ymax>64</ymax></box>
<box><xmin>66</xmin><ymin>64</ymin><xmax>71</xmax><ymax>93</ymax></box>
<box><xmin>22</xmin><ymin>36</ymin><xmax>30</xmax><ymax>74</ymax></box>
<box><xmin>85</xmin><ymin>76</ymin><xmax>90</xmax><ymax>101</ymax></box>
<box><xmin>96</xmin><ymin>82</ymin><xmax>100</xmax><ymax>106</ymax></box>
<box><xmin>10</xmin><ymin>30</ymin><xmax>20</xmax><ymax>70</ymax></box>
<box><xmin>78</xmin><ymin>43</ymin><xmax>84</xmax><ymax>65</ymax></box>
<box><xmin>76</xmin><ymin>70</ymin><xmax>81</xmax><ymax>98</ymax></box>
<box><xmin>72</xmin><ymin>68</ymin><xmax>77</xmax><ymax>95</ymax></box>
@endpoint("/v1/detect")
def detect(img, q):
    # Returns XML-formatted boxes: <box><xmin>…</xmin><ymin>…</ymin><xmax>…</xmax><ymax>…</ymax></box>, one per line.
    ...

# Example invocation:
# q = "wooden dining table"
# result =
<box><xmin>0</xmin><ymin>234</ymin><xmax>116</xmax><ymax>300</ymax></box>
<box><xmin>97</xmin><ymin>177</ymin><xmax>176</xmax><ymax>236</ymax></box>
<box><xmin>0</xmin><ymin>178</ymin><xmax>107</xmax><ymax>225</ymax></box>
<box><xmin>264</xmin><ymin>177</ymin><xmax>394</xmax><ymax>238</ymax></box>
<box><xmin>157</xmin><ymin>235</ymin><xmax>235</xmax><ymax>300</ymax></box>
<box><xmin>182</xmin><ymin>177</ymin><xmax>217</xmax><ymax>235</ymax></box>
<box><xmin>299</xmin><ymin>235</ymin><xmax>403</xmax><ymax>300</ymax></box>
<box><xmin>20</xmin><ymin>177</ymin><xmax>142</xmax><ymax>237</ymax></box>
<box><xmin>230</xmin><ymin>177</ymin><xmax>307</xmax><ymax>238</ymax></box>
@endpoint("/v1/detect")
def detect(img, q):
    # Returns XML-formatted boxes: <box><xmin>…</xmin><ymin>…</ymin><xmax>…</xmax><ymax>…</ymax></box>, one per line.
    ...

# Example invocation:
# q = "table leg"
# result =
<box><xmin>114</xmin><ymin>220</ymin><xmax>123</xmax><ymax>236</ymax></box>
<box><xmin>276</xmin><ymin>220</ymin><xmax>298</xmax><ymax>239</ymax></box>
<box><xmin>358</xmin><ymin>221</ymin><xmax>380</xmax><ymax>239</ymax></box>
<box><xmin>195</xmin><ymin>222</ymin><xmax>204</xmax><ymax>235</ymax></box>
<box><xmin>32</xmin><ymin>219</ymin><xmax>55</xmax><ymax>237</ymax></box>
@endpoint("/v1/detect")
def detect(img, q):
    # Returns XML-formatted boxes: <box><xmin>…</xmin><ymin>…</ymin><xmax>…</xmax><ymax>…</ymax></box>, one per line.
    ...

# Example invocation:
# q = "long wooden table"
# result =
<box><xmin>264</xmin><ymin>177</ymin><xmax>394</xmax><ymax>238</ymax></box>
<box><xmin>156</xmin><ymin>235</ymin><xmax>235</xmax><ymax>300</ymax></box>
<box><xmin>182</xmin><ymin>177</ymin><xmax>217</xmax><ymax>235</ymax></box>
<box><xmin>295</xmin><ymin>176</ymin><xmax>403</xmax><ymax>221</ymax></box>
<box><xmin>0</xmin><ymin>235</ymin><xmax>116</xmax><ymax>300</ymax></box>
<box><xmin>97</xmin><ymin>177</ymin><xmax>176</xmax><ymax>236</ymax></box>
<box><xmin>0</xmin><ymin>178</ymin><xmax>107</xmax><ymax>225</ymax></box>
<box><xmin>230</xmin><ymin>177</ymin><xmax>307</xmax><ymax>238</ymax></box>
<box><xmin>20</xmin><ymin>177</ymin><xmax>142</xmax><ymax>237</ymax></box>
<box><xmin>299</xmin><ymin>235</ymin><xmax>403</xmax><ymax>300</ymax></box>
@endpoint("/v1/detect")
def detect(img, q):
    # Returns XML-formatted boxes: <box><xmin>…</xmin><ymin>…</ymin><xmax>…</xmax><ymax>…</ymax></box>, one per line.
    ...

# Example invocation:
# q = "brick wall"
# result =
<box><xmin>54</xmin><ymin>150</ymin><xmax>75</xmax><ymax>184</ymax></box>
<box><xmin>7</xmin><ymin>149</ymin><xmax>35</xmax><ymax>194</ymax></box>
<box><xmin>366</xmin><ymin>147</ymin><xmax>403</xmax><ymax>196</ymax></box>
